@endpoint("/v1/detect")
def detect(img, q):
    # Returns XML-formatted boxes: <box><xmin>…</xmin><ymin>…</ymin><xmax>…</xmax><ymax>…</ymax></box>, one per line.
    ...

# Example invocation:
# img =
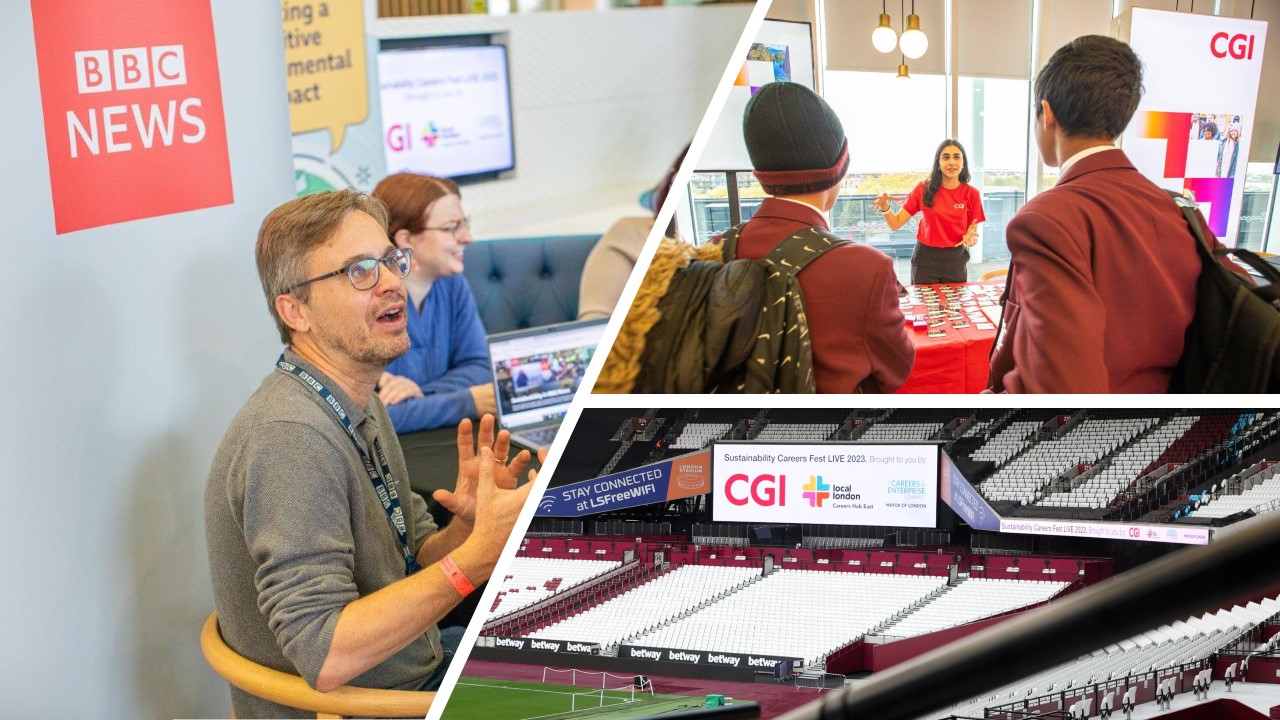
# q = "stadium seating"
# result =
<box><xmin>670</xmin><ymin>423</ymin><xmax>733</xmax><ymax>449</ymax></box>
<box><xmin>633</xmin><ymin>570</ymin><xmax>945</xmax><ymax>665</ymax></box>
<box><xmin>943</xmin><ymin>596</ymin><xmax>1280</xmax><ymax>719</ymax></box>
<box><xmin>877</xmin><ymin>578</ymin><xmax>1067</xmax><ymax>639</ymax></box>
<box><xmin>1194</xmin><ymin>464</ymin><xmax>1280</xmax><ymax>519</ymax></box>
<box><xmin>1037</xmin><ymin>416</ymin><xmax>1197</xmax><ymax>509</ymax></box>
<box><xmin>981</xmin><ymin>416</ymin><xmax>1160</xmax><ymax>505</ymax></box>
<box><xmin>859</xmin><ymin>422</ymin><xmax>945</xmax><ymax>442</ymax></box>
<box><xmin>970</xmin><ymin>421</ymin><xmax>1040</xmax><ymax>466</ymax></box>
<box><xmin>755</xmin><ymin>423</ymin><xmax>840</xmax><ymax>441</ymax></box>
<box><xmin>527</xmin><ymin>565</ymin><xmax>759</xmax><ymax>648</ymax></box>
<box><xmin>489</xmin><ymin>557</ymin><xmax>621</xmax><ymax>615</ymax></box>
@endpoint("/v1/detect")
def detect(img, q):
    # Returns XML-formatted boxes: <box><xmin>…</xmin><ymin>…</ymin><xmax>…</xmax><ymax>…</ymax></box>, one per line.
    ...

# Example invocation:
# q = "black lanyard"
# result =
<box><xmin>277</xmin><ymin>356</ymin><xmax>422</xmax><ymax>576</ymax></box>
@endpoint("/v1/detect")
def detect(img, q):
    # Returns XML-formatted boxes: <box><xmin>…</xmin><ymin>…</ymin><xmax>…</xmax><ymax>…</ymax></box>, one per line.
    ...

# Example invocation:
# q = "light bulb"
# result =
<box><xmin>871</xmin><ymin>13</ymin><xmax>897</xmax><ymax>53</ymax></box>
<box><xmin>900</xmin><ymin>13</ymin><xmax>928</xmax><ymax>59</ymax></box>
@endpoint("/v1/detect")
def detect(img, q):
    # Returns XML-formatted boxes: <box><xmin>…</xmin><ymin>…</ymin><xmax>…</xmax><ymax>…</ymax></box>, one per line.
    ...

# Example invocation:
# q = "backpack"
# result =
<box><xmin>594</xmin><ymin>224</ymin><xmax>849</xmax><ymax>394</ymax></box>
<box><xmin>1169</xmin><ymin>194</ymin><xmax>1280</xmax><ymax>393</ymax></box>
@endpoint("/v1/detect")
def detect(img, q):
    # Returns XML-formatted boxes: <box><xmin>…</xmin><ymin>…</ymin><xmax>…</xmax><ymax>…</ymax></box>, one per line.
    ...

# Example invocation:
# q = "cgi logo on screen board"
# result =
<box><xmin>725</xmin><ymin>474</ymin><xmax>785</xmax><ymax>506</ymax></box>
<box><xmin>30</xmin><ymin>0</ymin><xmax>233</xmax><ymax>234</ymax></box>
<box><xmin>1210</xmin><ymin>32</ymin><xmax>1257</xmax><ymax>60</ymax></box>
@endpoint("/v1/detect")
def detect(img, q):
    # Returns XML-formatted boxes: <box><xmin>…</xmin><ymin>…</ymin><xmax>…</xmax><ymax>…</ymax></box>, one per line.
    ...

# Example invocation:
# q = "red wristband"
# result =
<box><xmin>440</xmin><ymin>555</ymin><xmax>476</xmax><ymax>598</ymax></box>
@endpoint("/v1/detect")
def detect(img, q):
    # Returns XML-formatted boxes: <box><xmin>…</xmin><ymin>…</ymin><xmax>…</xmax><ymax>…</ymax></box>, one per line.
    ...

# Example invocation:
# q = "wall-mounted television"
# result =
<box><xmin>377</xmin><ymin>34</ymin><xmax>515</xmax><ymax>184</ymax></box>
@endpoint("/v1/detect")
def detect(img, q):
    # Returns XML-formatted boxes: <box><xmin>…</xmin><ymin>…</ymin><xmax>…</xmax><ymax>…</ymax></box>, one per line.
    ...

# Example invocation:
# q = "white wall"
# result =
<box><xmin>0</xmin><ymin>2</ymin><xmax>294</xmax><ymax>718</ymax></box>
<box><xmin>377</xmin><ymin>5</ymin><xmax>753</xmax><ymax>238</ymax></box>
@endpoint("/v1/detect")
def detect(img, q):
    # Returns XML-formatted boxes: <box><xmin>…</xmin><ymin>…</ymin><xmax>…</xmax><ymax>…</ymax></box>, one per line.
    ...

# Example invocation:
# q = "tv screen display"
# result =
<box><xmin>377</xmin><ymin>41</ymin><xmax>515</xmax><ymax>184</ymax></box>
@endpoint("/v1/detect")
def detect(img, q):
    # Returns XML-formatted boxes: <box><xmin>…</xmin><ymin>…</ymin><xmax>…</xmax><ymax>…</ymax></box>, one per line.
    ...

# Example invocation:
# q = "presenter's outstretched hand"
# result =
<box><xmin>873</xmin><ymin>192</ymin><xmax>905</xmax><ymax>213</ymax></box>
<box><xmin>961</xmin><ymin>220</ymin><xmax>979</xmax><ymax>248</ymax></box>
<box><xmin>436</xmin><ymin>415</ymin><xmax>533</xmax><ymax>530</ymax></box>
<box><xmin>468</xmin><ymin>445</ymin><xmax>535</xmax><ymax>559</ymax></box>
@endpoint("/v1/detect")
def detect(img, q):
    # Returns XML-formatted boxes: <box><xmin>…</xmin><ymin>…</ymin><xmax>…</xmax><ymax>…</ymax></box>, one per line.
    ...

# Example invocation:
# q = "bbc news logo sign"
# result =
<box><xmin>75</xmin><ymin>46</ymin><xmax>187</xmax><ymax>93</ymax></box>
<box><xmin>67</xmin><ymin>46</ymin><xmax>207</xmax><ymax>158</ymax></box>
<box><xmin>31</xmin><ymin>0</ymin><xmax>233</xmax><ymax>233</ymax></box>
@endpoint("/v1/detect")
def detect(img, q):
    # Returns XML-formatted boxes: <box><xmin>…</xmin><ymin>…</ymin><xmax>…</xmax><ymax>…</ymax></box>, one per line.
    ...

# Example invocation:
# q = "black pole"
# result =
<box><xmin>726</xmin><ymin>171</ymin><xmax>742</xmax><ymax>227</ymax></box>
<box><xmin>777</xmin><ymin>511</ymin><xmax>1280</xmax><ymax>720</ymax></box>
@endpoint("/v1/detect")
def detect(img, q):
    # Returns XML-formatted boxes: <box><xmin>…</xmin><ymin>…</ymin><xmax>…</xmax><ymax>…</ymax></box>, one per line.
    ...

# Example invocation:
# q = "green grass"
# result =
<box><xmin>440</xmin><ymin>676</ymin><xmax>756</xmax><ymax>720</ymax></box>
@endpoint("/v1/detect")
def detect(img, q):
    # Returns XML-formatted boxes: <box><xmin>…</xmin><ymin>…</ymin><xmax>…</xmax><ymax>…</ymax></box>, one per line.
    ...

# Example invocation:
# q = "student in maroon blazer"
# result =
<box><xmin>738</xmin><ymin>83</ymin><xmax>915</xmax><ymax>393</ymax></box>
<box><xmin>988</xmin><ymin>35</ymin><xmax>1204</xmax><ymax>393</ymax></box>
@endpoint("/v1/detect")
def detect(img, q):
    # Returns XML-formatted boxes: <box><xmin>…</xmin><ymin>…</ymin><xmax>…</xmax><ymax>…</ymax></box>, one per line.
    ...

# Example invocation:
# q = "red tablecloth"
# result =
<box><xmin>895</xmin><ymin>282</ymin><xmax>1004</xmax><ymax>394</ymax></box>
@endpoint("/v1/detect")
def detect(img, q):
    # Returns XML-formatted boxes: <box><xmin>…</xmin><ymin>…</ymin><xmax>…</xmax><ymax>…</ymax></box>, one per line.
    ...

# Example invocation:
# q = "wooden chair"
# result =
<box><xmin>979</xmin><ymin>268</ymin><xmax>1009</xmax><ymax>281</ymax></box>
<box><xmin>201</xmin><ymin>613</ymin><xmax>436</xmax><ymax>719</ymax></box>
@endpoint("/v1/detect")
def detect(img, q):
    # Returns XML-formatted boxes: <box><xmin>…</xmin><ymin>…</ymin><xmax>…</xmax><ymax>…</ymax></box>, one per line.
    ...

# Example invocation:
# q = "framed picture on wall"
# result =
<box><xmin>696</xmin><ymin>19</ymin><xmax>816</xmax><ymax>172</ymax></box>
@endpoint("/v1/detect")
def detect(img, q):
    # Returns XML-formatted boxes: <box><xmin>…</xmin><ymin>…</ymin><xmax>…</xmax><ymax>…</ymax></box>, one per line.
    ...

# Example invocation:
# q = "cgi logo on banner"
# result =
<box><xmin>1121</xmin><ymin>8</ymin><xmax>1267</xmax><ymax>244</ymax></box>
<box><xmin>712</xmin><ymin>443</ymin><xmax>939</xmax><ymax>528</ymax></box>
<box><xmin>30</xmin><ymin>0</ymin><xmax>233</xmax><ymax>234</ymax></box>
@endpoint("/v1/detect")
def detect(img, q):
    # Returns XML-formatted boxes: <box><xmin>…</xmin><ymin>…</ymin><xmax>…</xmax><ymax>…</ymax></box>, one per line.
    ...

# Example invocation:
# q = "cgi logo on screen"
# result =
<box><xmin>1210</xmin><ymin>32</ymin><xmax>1257</xmax><ymax>60</ymax></box>
<box><xmin>725</xmin><ymin>473</ymin><xmax>785</xmax><ymax>507</ymax></box>
<box><xmin>386</xmin><ymin>121</ymin><xmax>459</xmax><ymax>152</ymax></box>
<box><xmin>30</xmin><ymin>0</ymin><xmax>233</xmax><ymax>234</ymax></box>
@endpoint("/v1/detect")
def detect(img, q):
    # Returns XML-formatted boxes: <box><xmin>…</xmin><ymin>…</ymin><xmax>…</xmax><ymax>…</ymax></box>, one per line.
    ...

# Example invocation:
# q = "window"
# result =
<box><xmin>1240</xmin><ymin>162</ymin><xmax>1275</xmax><ymax>251</ymax></box>
<box><xmin>958</xmin><ymin>77</ymin><xmax>1030</xmax><ymax>267</ymax></box>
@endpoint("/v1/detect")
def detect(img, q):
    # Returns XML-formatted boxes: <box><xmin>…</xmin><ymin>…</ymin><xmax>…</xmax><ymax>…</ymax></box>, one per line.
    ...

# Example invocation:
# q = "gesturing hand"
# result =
<box><xmin>961</xmin><ymin>221</ymin><xmax>979</xmax><ymax>248</ymax></box>
<box><xmin>468</xmin><ymin>446</ymin><xmax>535</xmax><ymax>558</ymax></box>
<box><xmin>433</xmin><ymin>414</ymin><xmax>533</xmax><ymax>530</ymax></box>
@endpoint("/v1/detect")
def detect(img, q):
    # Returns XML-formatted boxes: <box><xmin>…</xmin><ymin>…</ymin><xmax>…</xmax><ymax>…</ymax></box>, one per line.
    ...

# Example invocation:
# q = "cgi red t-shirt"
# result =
<box><xmin>902</xmin><ymin>182</ymin><xmax>986</xmax><ymax>248</ymax></box>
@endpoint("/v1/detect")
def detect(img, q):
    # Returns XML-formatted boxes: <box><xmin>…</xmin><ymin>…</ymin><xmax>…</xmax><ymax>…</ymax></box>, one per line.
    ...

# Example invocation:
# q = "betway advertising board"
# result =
<box><xmin>712</xmin><ymin>442</ymin><xmax>939</xmax><ymax>527</ymax></box>
<box><xmin>619</xmin><ymin>645</ymin><xmax>800</xmax><ymax>669</ymax></box>
<box><xmin>536</xmin><ymin>450</ymin><xmax>711</xmax><ymax>517</ymax></box>
<box><xmin>488</xmin><ymin>636</ymin><xmax>600</xmax><ymax>654</ymax></box>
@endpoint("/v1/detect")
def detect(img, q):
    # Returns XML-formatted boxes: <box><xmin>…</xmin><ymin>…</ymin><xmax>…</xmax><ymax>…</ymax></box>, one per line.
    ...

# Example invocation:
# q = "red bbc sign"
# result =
<box><xmin>30</xmin><ymin>0</ymin><xmax>233</xmax><ymax>234</ymax></box>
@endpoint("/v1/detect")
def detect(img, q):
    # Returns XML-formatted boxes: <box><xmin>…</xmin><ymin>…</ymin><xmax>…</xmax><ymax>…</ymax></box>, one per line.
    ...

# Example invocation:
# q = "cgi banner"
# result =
<box><xmin>711</xmin><ymin>443</ymin><xmax>939</xmax><ymax>527</ymax></box>
<box><xmin>536</xmin><ymin>450</ymin><xmax>711</xmax><ymax>517</ymax></box>
<box><xmin>1122</xmin><ymin>8</ymin><xmax>1267</xmax><ymax>244</ymax></box>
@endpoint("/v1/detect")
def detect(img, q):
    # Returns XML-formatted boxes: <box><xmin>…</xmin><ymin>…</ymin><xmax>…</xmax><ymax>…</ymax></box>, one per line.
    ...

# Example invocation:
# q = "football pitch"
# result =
<box><xmin>441</xmin><ymin>676</ymin><xmax>757</xmax><ymax>720</ymax></box>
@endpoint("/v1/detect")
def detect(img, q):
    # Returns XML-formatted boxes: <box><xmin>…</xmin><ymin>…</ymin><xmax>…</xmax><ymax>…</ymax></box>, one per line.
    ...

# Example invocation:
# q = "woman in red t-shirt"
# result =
<box><xmin>874</xmin><ymin>139</ymin><xmax>986</xmax><ymax>284</ymax></box>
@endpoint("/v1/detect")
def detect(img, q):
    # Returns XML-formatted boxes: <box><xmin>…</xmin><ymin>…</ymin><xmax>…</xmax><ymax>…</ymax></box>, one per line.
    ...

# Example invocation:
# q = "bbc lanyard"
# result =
<box><xmin>277</xmin><ymin>356</ymin><xmax>422</xmax><ymax>577</ymax></box>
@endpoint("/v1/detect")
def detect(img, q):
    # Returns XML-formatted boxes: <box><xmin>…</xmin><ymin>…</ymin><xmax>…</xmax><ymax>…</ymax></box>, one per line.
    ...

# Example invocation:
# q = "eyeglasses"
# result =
<box><xmin>288</xmin><ymin>247</ymin><xmax>413</xmax><ymax>294</ymax></box>
<box><xmin>422</xmin><ymin>216</ymin><xmax>472</xmax><ymax>237</ymax></box>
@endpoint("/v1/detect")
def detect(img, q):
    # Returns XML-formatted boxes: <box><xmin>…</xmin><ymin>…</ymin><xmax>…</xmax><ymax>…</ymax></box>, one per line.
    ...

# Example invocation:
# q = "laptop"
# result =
<box><xmin>486</xmin><ymin>318</ymin><xmax>607</xmax><ymax>449</ymax></box>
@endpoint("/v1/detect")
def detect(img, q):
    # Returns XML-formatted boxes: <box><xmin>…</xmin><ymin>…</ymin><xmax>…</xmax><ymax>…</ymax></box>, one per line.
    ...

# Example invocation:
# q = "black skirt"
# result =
<box><xmin>910</xmin><ymin>242</ymin><xmax>969</xmax><ymax>284</ymax></box>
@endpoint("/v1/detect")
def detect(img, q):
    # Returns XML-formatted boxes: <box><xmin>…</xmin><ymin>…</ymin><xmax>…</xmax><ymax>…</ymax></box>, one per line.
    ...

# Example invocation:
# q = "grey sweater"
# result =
<box><xmin>204</xmin><ymin>350</ymin><xmax>441</xmax><ymax>718</ymax></box>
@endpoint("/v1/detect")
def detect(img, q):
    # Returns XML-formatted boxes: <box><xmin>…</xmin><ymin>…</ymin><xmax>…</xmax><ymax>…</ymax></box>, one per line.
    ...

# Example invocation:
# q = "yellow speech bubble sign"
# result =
<box><xmin>282</xmin><ymin>0</ymin><xmax>368</xmax><ymax>153</ymax></box>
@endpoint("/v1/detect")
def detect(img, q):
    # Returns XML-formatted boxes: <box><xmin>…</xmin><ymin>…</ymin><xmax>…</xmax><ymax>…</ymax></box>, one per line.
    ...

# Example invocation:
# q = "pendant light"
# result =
<box><xmin>897</xmin><ymin>54</ymin><xmax>911</xmax><ymax>80</ymax></box>
<box><xmin>872</xmin><ymin>0</ymin><xmax>897</xmax><ymax>54</ymax></box>
<box><xmin>900</xmin><ymin>0</ymin><xmax>929</xmax><ymax>60</ymax></box>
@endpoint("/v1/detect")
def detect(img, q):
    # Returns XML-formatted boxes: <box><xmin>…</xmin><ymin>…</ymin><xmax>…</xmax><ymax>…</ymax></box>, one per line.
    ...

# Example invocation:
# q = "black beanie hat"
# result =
<box><xmin>742</xmin><ymin>82</ymin><xmax>849</xmax><ymax>196</ymax></box>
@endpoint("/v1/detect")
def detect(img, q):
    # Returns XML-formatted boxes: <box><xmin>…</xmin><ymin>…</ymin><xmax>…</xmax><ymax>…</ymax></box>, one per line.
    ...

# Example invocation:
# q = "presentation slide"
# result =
<box><xmin>711</xmin><ymin>442</ymin><xmax>939</xmax><ymax>527</ymax></box>
<box><xmin>377</xmin><ymin>44</ymin><xmax>514</xmax><ymax>181</ymax></box>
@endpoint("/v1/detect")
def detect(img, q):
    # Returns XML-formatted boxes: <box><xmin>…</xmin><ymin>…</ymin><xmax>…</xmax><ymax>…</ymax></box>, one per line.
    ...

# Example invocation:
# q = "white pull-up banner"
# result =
<box><xmin>1121</xmin><ymin>7</ymin><xmax>1268</xmax><ymax>246</ymax></box>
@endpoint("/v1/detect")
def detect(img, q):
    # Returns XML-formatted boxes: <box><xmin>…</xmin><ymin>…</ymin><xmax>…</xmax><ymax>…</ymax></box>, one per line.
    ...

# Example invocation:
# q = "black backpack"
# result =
<box><xmin>1170</xmin><ymin>194</ymin><xmax>1280</xmax><ymax>393</ymax></box>
<box><xmin>628</xmin><ymin>224</ymin><xmax>850</xmax><ymax>394</ymax></box>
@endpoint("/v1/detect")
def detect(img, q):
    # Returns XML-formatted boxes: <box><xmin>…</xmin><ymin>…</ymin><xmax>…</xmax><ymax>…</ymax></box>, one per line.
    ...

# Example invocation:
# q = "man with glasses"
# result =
<box><xmin>205</xmin><ymin>190</ymin><xmax>535</xmax><ymax>718</ymax></box>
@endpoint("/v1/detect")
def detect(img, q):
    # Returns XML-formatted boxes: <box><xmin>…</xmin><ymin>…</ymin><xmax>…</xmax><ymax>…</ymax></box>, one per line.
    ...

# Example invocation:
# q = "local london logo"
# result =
<box><xmin>802</xmin><ymin>475</ymin><xmax>830</xmax><ymax>507</ymax></box>
<box><xmin>421</xmin><ymin>121</ymin><xmax>440</xmax><ymax>148</ymax></box>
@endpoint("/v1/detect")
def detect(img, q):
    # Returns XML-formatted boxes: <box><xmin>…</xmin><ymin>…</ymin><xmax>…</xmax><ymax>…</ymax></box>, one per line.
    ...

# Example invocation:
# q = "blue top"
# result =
<box><xmin>383</xmin><ymin>274</ymin><xmax>492</xmax><ymax>433</ymax></box>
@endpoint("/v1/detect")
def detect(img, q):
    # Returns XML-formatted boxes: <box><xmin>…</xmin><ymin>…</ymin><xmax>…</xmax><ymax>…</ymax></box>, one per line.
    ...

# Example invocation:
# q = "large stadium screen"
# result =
<box><xmin>711</xmin><ymin>442</ymin><xmax>940</xmax><ymax>527</ymax></box>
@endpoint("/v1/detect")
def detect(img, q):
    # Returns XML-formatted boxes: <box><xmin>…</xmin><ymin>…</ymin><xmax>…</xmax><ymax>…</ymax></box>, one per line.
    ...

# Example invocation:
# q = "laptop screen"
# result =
<box><xmin>487</xmin><ymin>319</ymin><xmax>607</xmax><ymax>430</ymax></box>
